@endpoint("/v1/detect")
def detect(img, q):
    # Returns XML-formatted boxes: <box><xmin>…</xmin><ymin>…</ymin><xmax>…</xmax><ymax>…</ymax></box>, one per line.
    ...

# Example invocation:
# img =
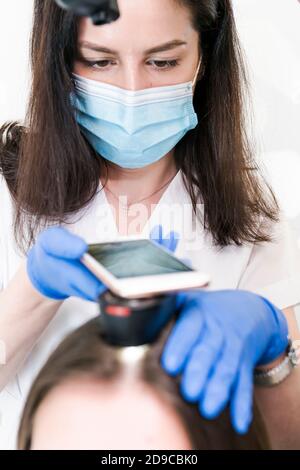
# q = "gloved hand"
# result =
<box><xmin>161</xmin><ymin>289</ymin><xmax>289</xmax><ymax>434</ymax></box>
<box><xmin>26</xmin><ymin>226</ymin><xmax>106</xmax><ymax>301</ymax></box>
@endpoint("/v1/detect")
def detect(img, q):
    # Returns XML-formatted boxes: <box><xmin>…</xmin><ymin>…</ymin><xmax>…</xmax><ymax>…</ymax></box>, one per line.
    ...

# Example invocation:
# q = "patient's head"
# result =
<box><xmin>18</xmin><ymin>318</ymin><xmax>269</xmax><ymax>450</ymax></box>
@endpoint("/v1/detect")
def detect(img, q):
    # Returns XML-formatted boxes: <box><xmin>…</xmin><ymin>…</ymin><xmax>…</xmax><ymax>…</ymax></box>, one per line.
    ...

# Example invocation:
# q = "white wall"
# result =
<box><xmin>0</xmin><ymin>0</ymin><xmax>33</xmax><ymax>122</ymax></box>
<box><xmin>232</xmin><ymin>0</ymin><xmax>300</xmax><ymax>235</ymax></box>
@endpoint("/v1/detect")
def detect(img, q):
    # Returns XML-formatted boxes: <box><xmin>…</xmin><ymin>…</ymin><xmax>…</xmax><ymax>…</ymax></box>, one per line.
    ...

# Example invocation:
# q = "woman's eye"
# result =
<box><xmin>147</xmin><ymin>60</ymin><xmax>179</xmax><ymax>70</ymax></box>
<box><xmin>83</xmin><ymin>59</ymin><xmax>115</xmax><ymax>69</ymax></box>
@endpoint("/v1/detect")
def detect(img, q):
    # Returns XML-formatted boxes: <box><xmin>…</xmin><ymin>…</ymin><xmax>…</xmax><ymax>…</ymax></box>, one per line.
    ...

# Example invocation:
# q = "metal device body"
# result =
<box><xmin>99</xmin><ymin>290</ymin><xmax>178</xmax><ymax>346</ymax></box>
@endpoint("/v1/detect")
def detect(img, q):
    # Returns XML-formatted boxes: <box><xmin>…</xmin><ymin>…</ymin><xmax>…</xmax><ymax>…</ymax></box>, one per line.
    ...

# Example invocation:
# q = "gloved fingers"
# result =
<box><xmin>161</xmin><ymin>295</ymin><xmax>205</xmax><ymax>376</ymax></box>
<box><xmin>165</xmin><ymin>230</ymin><xmax>180</xmax><ymax>253</ymax></box>
<box><xmin>69</xmin><ymin>276</ymin><xmax>107</xmax><ymax>302</ymax></box>
<box><xmin>150</xmin><ymin>224</ymin><xmax>180</xmax><ymax>253</ymax></box>
<box><xmin>230</xmin><ymin>351</ymin><xmax>254</xmax><ymax>435</ymax></box>
<box><xmin>199</xmin><ymin>333</ymin><xmax>243</xmax><ymax>419</ymax></box>
<box><xmin>33</xmin><ymin>250</ymin><xmax>105</xmax><ymax>301</ymax></box>
<box><xmin>180</xmin><ymin>316</ymin><xmax>224</xmax><ymax>403</ymax></box>
<box><xmin>38</xmin><ymin>226</ymin><xmax>88</xmax><ymax>259</ymax></box>
<box><xmin>60</xmin><ymin>259</ymin><xmax>106</xmax><ymax>301</ymax></box>
<box><xmin>149</xmin><ymin>224</ymin><xmax>163</xmax><ymax>243</ymax></box>
<box><xmin>26</xmin><ymin>247</ymin><xmax>69</xmax><ymax>300</ymax></box>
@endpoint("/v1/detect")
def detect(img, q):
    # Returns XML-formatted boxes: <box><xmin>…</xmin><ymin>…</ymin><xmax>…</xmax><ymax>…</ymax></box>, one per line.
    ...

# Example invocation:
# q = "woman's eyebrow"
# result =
<box><xmin>78</xmin><ymin>40</ymin><xmax>187</xmax><ymax>55</ymax></box>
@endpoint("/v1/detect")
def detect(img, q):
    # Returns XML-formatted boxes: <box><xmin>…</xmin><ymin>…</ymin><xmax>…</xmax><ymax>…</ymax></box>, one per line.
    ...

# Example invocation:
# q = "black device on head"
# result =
<box><xmin>54</xmin><ymin>0</ymin><xmax>120</xmax><ymax>25</ymax></box>
<box><xmin>99</xmin><ymin>291</ymin><xmax>179</xmax><ymax>347</ymax></box>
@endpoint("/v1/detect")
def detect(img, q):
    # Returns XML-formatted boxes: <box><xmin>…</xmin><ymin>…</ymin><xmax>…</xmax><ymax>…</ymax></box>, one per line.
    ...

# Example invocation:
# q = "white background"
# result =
<box><xmin>0</xmin><ymin>0</ymin><xmax>300</xmax><ymax>321</ymax></box>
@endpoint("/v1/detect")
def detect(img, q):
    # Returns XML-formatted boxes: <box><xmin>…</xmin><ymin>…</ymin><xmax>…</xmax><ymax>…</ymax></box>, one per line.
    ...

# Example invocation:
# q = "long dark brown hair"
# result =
<box><xmin>17</xmin><ymin>317</ymin><xmax>270</xmax><ymax>450</ymax></box>
<box><xmin>0</xmin><ymin>0</ymin><xmax>278</xmax><ymax>254</ymax></box>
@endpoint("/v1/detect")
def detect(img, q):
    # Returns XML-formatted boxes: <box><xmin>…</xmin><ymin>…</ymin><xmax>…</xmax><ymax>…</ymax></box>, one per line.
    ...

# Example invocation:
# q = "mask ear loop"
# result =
<box><xmin>192</xmin><ymin>58</ymin><xmax>202</xmax><ymax>90</ymax></box>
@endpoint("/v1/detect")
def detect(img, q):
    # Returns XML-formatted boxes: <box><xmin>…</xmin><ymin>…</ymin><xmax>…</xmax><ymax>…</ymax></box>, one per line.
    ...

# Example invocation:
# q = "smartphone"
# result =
<box><xmin>81</xmin><ymin>237</ymin><xmax>210</xmax><ymax>299</ymax></box>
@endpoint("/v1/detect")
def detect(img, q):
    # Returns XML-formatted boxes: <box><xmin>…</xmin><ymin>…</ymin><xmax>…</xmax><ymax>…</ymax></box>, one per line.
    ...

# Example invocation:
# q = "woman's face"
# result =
<box><xmin>30</xmin><ymin>377</ymin><xmax>193</xmax><ymax>450</ymax></box>
<box><xmin>73</xmin><ymin>0</ymin><xmax>200</xmax><ymax>90</ymax></box>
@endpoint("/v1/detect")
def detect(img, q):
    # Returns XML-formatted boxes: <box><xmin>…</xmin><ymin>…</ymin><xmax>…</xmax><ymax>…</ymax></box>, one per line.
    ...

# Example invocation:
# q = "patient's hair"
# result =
<box><xmin>18</xmin><ymin>318</ymin><xmax>270</xmax><ymax>450</ymax></box>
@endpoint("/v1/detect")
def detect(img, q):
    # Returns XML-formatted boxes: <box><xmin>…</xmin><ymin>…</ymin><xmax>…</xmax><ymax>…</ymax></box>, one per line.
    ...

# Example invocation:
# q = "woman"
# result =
<box><xmin>17</xmin><ymin>317</ymin><xmax>270</xmax><ymax>450</ymax></box>
<box><xmin>0</xmin><ymin>0</ymin><xmax>300</xmax><ymax>450</ymax></box>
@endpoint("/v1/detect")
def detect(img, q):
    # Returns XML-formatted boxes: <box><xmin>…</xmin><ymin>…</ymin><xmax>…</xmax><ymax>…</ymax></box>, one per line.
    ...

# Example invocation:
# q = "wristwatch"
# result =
<box><xmin>254</xmin><ymin>338</ymin><xmax>300</xmax><ymax>387</ymax></box>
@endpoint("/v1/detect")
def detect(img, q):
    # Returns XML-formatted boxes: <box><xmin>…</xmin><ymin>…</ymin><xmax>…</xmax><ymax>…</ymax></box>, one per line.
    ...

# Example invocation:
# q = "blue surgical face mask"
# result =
<box><xmin>71</xmin><ymin>61</ymin><xmax>201</xmax><ymax>169</ymax></box>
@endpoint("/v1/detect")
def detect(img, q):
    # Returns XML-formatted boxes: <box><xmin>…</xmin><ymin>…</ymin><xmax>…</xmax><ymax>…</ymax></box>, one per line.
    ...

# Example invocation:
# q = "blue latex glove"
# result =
<box><xmin>27</xmin><ymin>224</ymin><xmax>178</xmax><ymax>302</ymax></box>
<box><xmin>27</xmin><ymin>226</ymin><xmax>106</xmax><ymax>301</ymax></box>
<box><xmin>149</xmin><ymin>224</ymin><xmax>179</xmax><ymax>253</ymax></box>
<box><xmin>161</xmin><ymin>289</ymin><xmax>289</xmax><ymax>434</ymax></box>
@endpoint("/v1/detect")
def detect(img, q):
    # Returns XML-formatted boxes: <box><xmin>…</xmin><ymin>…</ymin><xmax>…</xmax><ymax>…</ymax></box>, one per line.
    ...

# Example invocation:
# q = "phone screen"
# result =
<box><xmin>87</xmin><ymin>240</ymin><xmax>193</xmax><ymax>279</ymax></box>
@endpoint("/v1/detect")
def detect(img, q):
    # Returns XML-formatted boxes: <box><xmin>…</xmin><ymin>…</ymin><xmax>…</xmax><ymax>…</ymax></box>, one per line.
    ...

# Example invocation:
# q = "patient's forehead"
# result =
<box><xmin>30</xmin><ymin>376</ymin><xmax>192</xmax><ymax>450</ymax></box>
